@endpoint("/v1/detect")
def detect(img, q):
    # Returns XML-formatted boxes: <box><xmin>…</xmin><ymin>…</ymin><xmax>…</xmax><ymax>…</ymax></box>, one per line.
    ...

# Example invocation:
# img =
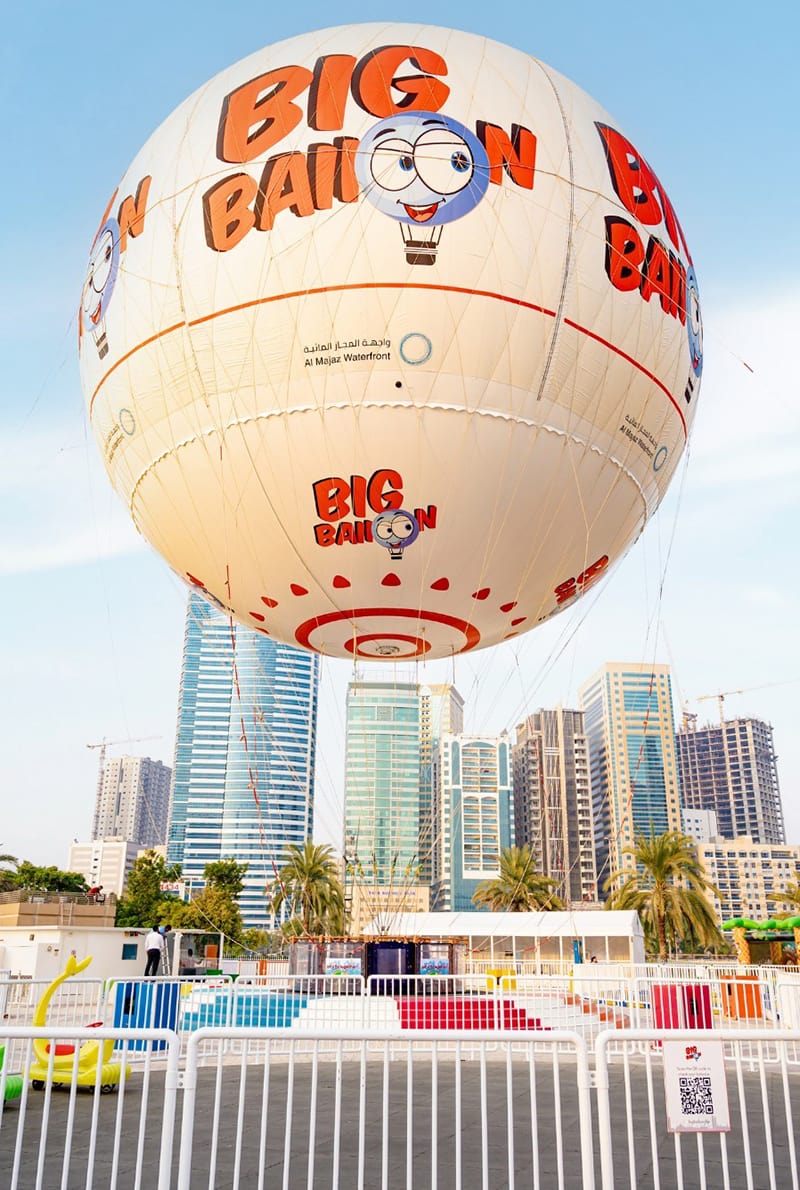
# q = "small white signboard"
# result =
<box><xmin>663</xmin><ymin>1039</ymin><xmax>730</xmax><ymax>1133</ymax></box>
<box><xmin>324</xmin><ymin>956</ymin><xmax>362</xmax><ymax>976</ymax></box>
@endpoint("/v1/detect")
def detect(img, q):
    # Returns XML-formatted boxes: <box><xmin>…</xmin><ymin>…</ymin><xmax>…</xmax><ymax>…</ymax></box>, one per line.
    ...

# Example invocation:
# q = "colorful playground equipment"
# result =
<box><xmin>28</xmin><ymin>955</ymin><xmax>129</xmax><ymax>1093</ymax></box>
<box><xmin>0</xmin><ymin>1045</ymin><xmax>23</xmax><ymax>1102</ymax></box>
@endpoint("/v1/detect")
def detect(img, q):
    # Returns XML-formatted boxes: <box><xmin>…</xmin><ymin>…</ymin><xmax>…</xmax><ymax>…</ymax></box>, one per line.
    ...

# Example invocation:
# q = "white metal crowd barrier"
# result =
<box><xmin>0</xmin><ymin>977</ymin><xmax>105</xmax><ymax>1030</ymax></box>
<box><xmin>6</xmin><ymin>969</ymin><xmax>800</xmax><ymax>1061</ymax></box>
<box><xmin>4</xmin><ymin>1021</ymin><xmax>800</xmax><ymax>1188</ymax></box>
<box><xmin>176</xmin><ymin>1027</ymin><xmax>595</xmax><ymax>1190</ymax></box>
<box><xmin>0</xmin><ymin>975</ymin><xmax>233</xmax><ymax>1065</ymax></box>
<box><xmin>0</xmin><ymin>1025</ymin><xmax>180</xmax><ymax>1190</ymax></box>
<box><xmin>595</xmin><ymin>1028</ymin><xmax>800</xmax><ymax>1190</ymax></box>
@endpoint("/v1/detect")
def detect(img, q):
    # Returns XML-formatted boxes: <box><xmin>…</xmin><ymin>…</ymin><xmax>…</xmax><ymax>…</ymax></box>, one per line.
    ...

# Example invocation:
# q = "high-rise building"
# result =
<box><xmin>696</xmin><ymin>837</ymin><xmax>800</xmax><ymax>921</ymax></box>
<box><xmin>167</xmin><ymin>593</ymin><xmax>319</xmax><ymax>930</ymax></box>
<box><xmin>675</xmin><ymin>718</ymin><xmax>785</xmax><ymax>845</ymax></box>
<box><xmin>512</xmin><ymin>709</ymin><xmax>597</xmax><ymax>905</ymax></box>
<box><xmin>91</xmin><ymin>756</ymin><xmax>171</xmax><ymax>849</ymax></box>
<box><xmin>418</xmin><ymin>684</ymin><xmax>464</xmax><ymax>881</ymax></box>
<box><xmin>578</xmin><ymin>663</ymin><xmax>682</xmax><ymax>894</ymax></box>
<box><xmin>430</xmin><ymin>734</ymin><xmax>513</xmax><ymax>911</ymax></box>
<box><xmin>68</xmin><ymin>838</ymin><xmax>140</xmax><ymax>898</ymax></box>
<box><xmin>344</xmin><ymin>679</ymin><xmax>422</xmax><ymax>889</ymax></box>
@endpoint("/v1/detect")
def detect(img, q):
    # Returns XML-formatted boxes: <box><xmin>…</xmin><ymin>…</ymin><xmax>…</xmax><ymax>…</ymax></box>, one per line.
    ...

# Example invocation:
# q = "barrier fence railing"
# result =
<box><xmin>0</xmin><ymin>1025</ymin><xmax>180</xmax><ymax>1190</ymax></box>
<box><xmin>6</xmin><ymin>969</ymin><xmax>800</xmax><ymax>1068</ymax></box>
<box><xmin>497</xmin><ymin>969</ymin><xmax>800</xmax><ymax>1058</ymax></box>
<box><xmin>4</xmin><ymin>1021</ymin><xmax>800</xmax><ymax>1188</ymax></box>
<box><xmin>0</xmin><ymin>977</ymin><xmax>106</xmax><ymax>1035</ymax></box>
<box><xmin>595</xmin><ymin>1028</ymin><xmax>800</xmax><ymax>1190</ymax></box>
<box><xmin>176</xmin><ymin>1026</ymin><xmax>595</xmax><ymax>1190</ymax></box>
<box><xmin>0</xmin><ymin>975</ymin><xmax>236</xmax><ymax>1059</ymax></box>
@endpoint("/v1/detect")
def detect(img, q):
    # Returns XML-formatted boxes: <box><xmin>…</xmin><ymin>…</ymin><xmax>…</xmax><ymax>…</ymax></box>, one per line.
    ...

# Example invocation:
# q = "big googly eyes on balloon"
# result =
<box><xmin>373</xmin><ymin>510</ymin><xmax>420</xmax><ymax>558</ymax></box>
<box><xmin>370</xmin><ymin>129</ymin><xmax>476</xmax><ymax>195</ymax></box>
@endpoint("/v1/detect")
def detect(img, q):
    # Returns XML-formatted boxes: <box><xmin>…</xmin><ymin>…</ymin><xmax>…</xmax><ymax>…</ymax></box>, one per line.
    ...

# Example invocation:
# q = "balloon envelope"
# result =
<box><xmin>80</xmin><ymin>24</ymin><xmax>701</xmax><ymax>661</ymax></box>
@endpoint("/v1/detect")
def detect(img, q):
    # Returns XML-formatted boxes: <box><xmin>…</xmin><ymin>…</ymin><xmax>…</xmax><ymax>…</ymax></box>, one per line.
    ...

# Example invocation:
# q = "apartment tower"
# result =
<box><xmin>578</xmin><ymin>662</ymin><xmax>682</xmax><ymax>894</ymax></box>
<box><xmin>167</xmin><ymin>593</ymin><xmax>319</xmax><ymax>929</ymax></box>
<box><xmin>512</xmin><ymin>708</ymin><xmax>597</xmax><ymax>905</ymax></box>
<box><xmin>91</xmin><ymin>755</ymin><xmax>171</xmax><ymax>849</ymax></box>
<box><xmin>418</xmin><ymin>684</ymin><xmax>465</xmax><ymax>882</ymax></box>
<box><xmin>430</xmin><ymin>734</ymin><xmax>513</xmax><ymax>911</ymax></box>
<box><xmin>676</xmin><ymin>717</ymin><xmax>785</xmax><ymax>844</ymax></box>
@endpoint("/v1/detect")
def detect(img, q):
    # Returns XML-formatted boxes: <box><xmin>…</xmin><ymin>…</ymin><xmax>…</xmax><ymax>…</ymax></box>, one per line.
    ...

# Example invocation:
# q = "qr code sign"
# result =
<box><xmin>664</xmin><ymin>1041</ymin><xmax>730</xmax><ymax>1132</ymax></box>
<box><xmin>678</xmin><ymin>1075</ymin><xmax>714</xmax><ymax>1116</ymax></box>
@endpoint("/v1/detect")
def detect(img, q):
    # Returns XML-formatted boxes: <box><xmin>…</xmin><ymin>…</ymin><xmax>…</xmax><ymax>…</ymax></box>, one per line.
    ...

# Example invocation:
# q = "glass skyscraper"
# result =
<box><xmin>167</xmin><ymin>593</ymin><xmax>320</xmax><ymax>929</ymax></box>
<box><xmin>344</xmin><ymin>680</ymin><xmax>422</xmax><ymax>886</ymax></box>
<box><xmin>579</xmin><ymin>662</ymin><xmax>682</xmax><ymax>893</ymax></box>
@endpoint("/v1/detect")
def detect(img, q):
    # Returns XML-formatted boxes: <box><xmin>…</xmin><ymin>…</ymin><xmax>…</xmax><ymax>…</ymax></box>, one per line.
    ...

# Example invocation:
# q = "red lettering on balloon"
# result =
<box><xmin>367</xmin><ymin>469</ymin><xmax>403</xmax><ymax>512</ymax></box>
<box><xmin>254</xmin><ymin>152</ymin><xmax>315</xmax><ymax>231</ymax></box>
<box><xmin>640</xmin><ymin>236</ymin><xmax>673</xmax><ymax>313</ymax></box>
<box><xmin>596</xmin><ymin>123</ymin><xmax>691</xmax><ymax>261</ymax></box>
<box><xmin>218</xmin><ymin>65</ymin><xmax>314</xmax><ymax>163</ymax></box>
<box><xmin>203</xmin><ymin>173</ymin><xmax>258</xmax><ymax>251</ymax></box>
<box><xmin>604</xmin><ymin>216</ymin><xmax>644</xmax><ymax>292</ymax></box>
<box><xmin>351</xmin><ymin>46</ymin><xmax>450</xmax><ymax>116</ymax></box>
<box><xmin>313</xmin><ymin>477</ymin><xmax>351</xmax><ymax>520</ymax></box>
<box><xmin>308</xmin><ymin>55</ymin><xmax>357</xmax><ymax>130</ymax></box>
<box><xmin>117</xmin><ymin>176</ymin><xmax>152</xmax><ymax>252</ymax></box>
<box><xmin>306</xmin><ymin>138</ymin><xmax>360</xmax><ymax>209</ymax></box>
<box><xmin>476</xmin><ymin>122</ymin><xmax>536</xmax><ymax>189</ymax></box>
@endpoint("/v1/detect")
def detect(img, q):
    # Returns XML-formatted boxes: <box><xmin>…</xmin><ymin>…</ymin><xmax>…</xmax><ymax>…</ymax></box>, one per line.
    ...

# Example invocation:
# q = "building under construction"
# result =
<box><xmin>676</xmin><ymin>716</ymin><xmax>785</xmax><ymax>844</ymax></box>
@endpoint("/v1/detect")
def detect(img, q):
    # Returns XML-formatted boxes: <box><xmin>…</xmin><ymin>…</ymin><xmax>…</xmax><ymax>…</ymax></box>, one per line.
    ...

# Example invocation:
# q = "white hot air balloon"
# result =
<box><xmin>80</xmin><ymin>24</ymin><xmax>702</xmax><ymax>661</ymax></box>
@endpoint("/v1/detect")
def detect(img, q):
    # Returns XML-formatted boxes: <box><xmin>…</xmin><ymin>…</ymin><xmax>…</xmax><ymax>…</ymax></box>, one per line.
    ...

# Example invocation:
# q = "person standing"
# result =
<box><xmin>144</xmin><ymin>926</ymin><xmax>163</xmax><ymax>976</ymax></box>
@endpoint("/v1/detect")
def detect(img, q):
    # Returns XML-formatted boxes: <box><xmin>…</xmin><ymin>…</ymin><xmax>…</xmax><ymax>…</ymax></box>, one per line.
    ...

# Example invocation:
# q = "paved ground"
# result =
<box><xmin>0</xmin><ymin>1052</ymin><xmax>796</xmax><ymax>1188</ymax></box>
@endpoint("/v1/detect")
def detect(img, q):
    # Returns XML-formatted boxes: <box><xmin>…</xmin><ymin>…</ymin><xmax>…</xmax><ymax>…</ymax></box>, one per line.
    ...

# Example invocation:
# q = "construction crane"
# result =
<box><xmin>86</xmin><ymin>736</ymin><xmax>162</xmax><ymax>771</ymax></box>
<box><xmin>696</xmin><ymin>678</ymin><xmax>800</xmax><ymax>724</ymax></box>
<box><xmin>696</xmin><ymin>690</ymin><xmax>748</xmax><ymax>724</ymax></box>
<box><xmin>86</xmin><ymin>736</ymin><xmax>164</xmax><ymax>836</ymax></box>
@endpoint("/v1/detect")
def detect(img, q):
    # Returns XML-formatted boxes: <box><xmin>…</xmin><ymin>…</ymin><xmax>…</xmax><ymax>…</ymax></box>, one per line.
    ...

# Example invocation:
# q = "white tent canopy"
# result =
<box><xmin>361</xmin><ymin>911</ymin><xmax>645</xmax><ymax>966</ymax></box>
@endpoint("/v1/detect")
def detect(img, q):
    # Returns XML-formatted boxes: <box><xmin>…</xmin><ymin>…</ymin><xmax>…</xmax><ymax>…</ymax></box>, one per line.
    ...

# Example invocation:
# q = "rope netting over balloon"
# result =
<box><xmin>81</xmin><ymin>25</ymin><xmax>706</xmax><ymax>670</ymax></box>
<box><xmin>70</xmin><ymin>24</ymin><xmax>747</xmax><ymax>950</ymax></box>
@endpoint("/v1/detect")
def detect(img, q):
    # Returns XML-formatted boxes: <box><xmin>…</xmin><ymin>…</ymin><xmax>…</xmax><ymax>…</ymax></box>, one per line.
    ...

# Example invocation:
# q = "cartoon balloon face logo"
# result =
<box><xmin>373</xmin><ymin>510</ymin><xmax>420</xmax><ymax>559</ymax></box>
<box><xmin>82</xmin><ymin>218</ymin><xmax>120</xmax><ymax>359</ymax></box>
<box><xmin>686</xmin><ymin>266</ymin><xmax>703</xmax><ymax>378</ymax></box>
<box><xmin>357</xmin><ymin>112</ymin><xmax>490</xmax><ymax>264</ymax></box>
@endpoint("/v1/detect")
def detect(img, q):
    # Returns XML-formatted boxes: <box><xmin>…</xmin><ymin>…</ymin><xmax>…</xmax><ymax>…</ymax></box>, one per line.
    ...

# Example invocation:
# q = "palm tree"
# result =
<box><xmin>472</xmin><ymin>845</ymin><xmax>564</xmax><ymax>912</ymax></box>
<box><xmin>0</xmin><ymin>852</ymin><xmax>18</xmax><ymax>893</ymax></box>
<box><xmin>269</xmin><ymin>841</ymin><xmax>345</xmax><ymax>936</ymax></box>
<box><xmin>604</xmin><ymin>828</ymin><xmax>722</xmax><ymax>961</ymax></box>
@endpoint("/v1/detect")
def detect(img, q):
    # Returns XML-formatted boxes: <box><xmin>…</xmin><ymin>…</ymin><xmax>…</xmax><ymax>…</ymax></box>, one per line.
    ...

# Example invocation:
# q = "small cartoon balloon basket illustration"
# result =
<box><xmin>399</xmin><ymin>224</ymin><xmax>443</xmax><ymax>266</ymax></box>
<box><xmin>357</xmin><ymin>113</ymin><xmax>490</xmax><ymax>267</ymax></box>
<box><xmin>373</xmin><ymin>510</ymin><xmax>420</xmax><ymax>560</ymax></box>
<box><xmin>81</xmin><ymin>218</ymin><xmax>120</xmax><ymax>360</ymax></box>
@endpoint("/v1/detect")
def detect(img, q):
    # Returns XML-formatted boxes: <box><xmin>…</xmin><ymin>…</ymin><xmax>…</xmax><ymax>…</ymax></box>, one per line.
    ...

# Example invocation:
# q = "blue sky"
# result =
<box><xmin>3</xmin><ymin>1</ymin><xmax>799</xmax><ymax>866</ymax></box>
